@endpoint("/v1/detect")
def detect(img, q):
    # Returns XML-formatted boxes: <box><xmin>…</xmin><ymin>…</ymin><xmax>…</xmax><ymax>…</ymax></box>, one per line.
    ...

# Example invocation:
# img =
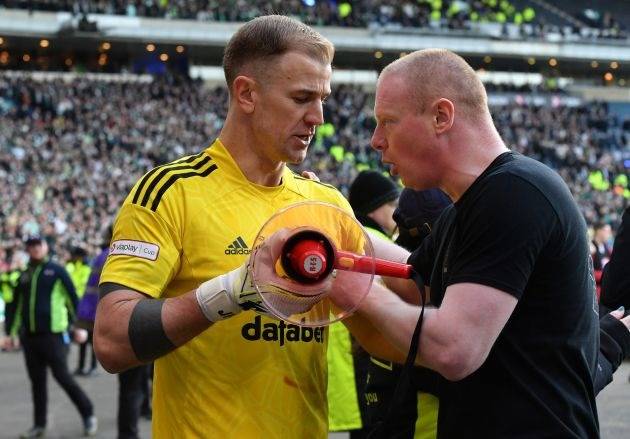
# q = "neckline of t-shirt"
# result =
<box><xmin>209</xmin><ymin>139</ymin><xmax>297</xmax><ymax>195</ymax></box>
<box><xmin>455</xmin><ymin>150</ymin><xmax>515</xmax><ymax>208</ymax></box>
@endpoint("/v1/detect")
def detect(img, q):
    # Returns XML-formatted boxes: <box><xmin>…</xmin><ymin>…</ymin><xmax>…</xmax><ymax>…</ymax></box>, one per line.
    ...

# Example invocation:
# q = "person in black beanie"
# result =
<box><xmin>349</xmin><ymin>170</ymin><xmax>400</xmax><ymax>238</ymax></box>
<box><xmin>393</xmin><ymin>188</ymin><xmax>452</xmax><ymax>251</ymax></box>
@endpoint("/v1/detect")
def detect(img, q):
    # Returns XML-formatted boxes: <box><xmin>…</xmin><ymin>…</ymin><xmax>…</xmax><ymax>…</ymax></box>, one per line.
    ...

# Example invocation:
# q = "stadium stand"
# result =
<box><xmin>0</xmin><ymin>71</ymin><xmax>627</xmax><ymax>263</ymax></box>
<box><xmin>0</xmin><ymin>0</ymin><xmax>626</xmax><ymax>39</ymax></box>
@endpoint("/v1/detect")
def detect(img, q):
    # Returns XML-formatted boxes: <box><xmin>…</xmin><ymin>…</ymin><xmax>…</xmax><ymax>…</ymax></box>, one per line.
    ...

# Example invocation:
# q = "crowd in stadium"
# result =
<box><xmin>0</xmin><ymin>4</ymin><xmax>629</xmax><ymax>436</ymax></box>
<box><xmin>0</xmin><ymin>72</ymin><xmax>627</xmax><ymax>269</ymax></box>
<box><xmin>1</xmin><ymin>0</ymin><xmax>627</xmax><ymax>39</ymax></box>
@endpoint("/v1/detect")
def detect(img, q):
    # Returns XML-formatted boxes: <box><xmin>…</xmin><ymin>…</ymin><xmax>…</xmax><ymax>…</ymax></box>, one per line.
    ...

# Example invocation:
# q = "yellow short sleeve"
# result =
<box><xmin>100</xmin><ymin>202</ymin><xmax>181</xmax><ymax>298</ymax></box>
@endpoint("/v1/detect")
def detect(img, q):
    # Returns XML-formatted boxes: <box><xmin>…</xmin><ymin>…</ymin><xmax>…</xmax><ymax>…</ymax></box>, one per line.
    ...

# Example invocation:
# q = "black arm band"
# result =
<box><xmin>128</xmin><ymin>299</ymin><xmax>176</xmax><ymax>362</ymax></box>
<box><xmin>99</xmin><ymin>282</ymin><xmax>136</xmax><ymax>299</ymax></box>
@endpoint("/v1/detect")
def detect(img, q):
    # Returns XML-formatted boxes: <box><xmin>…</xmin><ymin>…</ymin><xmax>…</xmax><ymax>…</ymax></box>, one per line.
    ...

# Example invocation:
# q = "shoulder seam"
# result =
<box><xmin>293</xmin><ymin>174</ymin><xmax>339</xmax><ymax>191</ymax></box>
<box><xmin>140</xmin><ymin>156</ymin><xmax>213</xmax><ymax>208</ymax></box>
<box><xmin>131</xmin><ymin>151</ymin><xmax>206</xmax><ymax>205</ymax></box>
<box><xmin>149</xmin><ymin>162</ymin><xmax>219</xmax><ymax>212</ymax></box>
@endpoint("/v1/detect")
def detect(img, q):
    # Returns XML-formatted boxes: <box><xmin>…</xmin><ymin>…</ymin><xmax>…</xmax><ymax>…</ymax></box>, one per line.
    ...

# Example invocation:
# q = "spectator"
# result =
<box><xmin>5</xmin><ymin>235</ymin><xmax>97</xmax><ymax>438</ymax></box>
<box><xmin>592</xmin><ymin>222</ymin><xmax>613</xmax><ymax>271</ymax></box>
<box><xmin>75</xmin><ymin>230</ymin><xmax>112</xmax><ymax>377</ymax></box>
<box><xmin>66</xmin><ymin>246</ymin><xmax>91</xmax><ymax>300</ymax></box>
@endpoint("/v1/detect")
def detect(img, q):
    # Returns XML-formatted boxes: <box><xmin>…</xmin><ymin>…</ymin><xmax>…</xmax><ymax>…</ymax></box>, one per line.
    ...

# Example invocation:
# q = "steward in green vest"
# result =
<box><xmin>65</xmin><ymin>247</ymin><xmax>91</xmax><ymax>299</ymax></box>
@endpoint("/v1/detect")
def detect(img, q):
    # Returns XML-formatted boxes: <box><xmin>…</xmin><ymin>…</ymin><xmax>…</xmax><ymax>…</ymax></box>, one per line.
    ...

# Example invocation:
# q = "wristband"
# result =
<box><xmin>196</xmin><ymin>267</ymin><xmax>243</xmax><ymax>322</ymax></box>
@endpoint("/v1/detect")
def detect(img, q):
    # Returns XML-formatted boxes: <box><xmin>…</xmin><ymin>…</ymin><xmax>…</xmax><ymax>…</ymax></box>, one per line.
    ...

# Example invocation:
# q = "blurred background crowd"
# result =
<box><xmin>1</xmin><ymin>0</ymin><xmax>627</xmax><ymax>39</ymax></box>
<box><xmin>0</xmin><ymin>0</ymin><xmax>629</xmax><ymax>437</ymax></box>
<box><xmin>0</xmin><ymin>74</ymin><xmax>627</xmax><ymax>268</ymax></box>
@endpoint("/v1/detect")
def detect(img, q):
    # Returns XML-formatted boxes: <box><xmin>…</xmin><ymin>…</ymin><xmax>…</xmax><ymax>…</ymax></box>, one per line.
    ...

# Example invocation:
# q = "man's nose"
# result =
<box><xmin>371</xmin><ymin>127</ymin><xmax>386</xmax><ymax>151</ymax></box>
<box><xmin>304</xmin><ymin>101</ymin><xmax>324</xmax><ymax>126</ymax></box>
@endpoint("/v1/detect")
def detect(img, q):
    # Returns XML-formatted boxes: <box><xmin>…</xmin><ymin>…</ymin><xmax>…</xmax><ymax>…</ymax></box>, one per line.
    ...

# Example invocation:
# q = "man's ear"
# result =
<box><xmin>232</xmin><ymin>75</ymin><xmax>257</xmax><ymax>114</ymax></box>
<box><xmin>432</xmin><ymin>98</ymin><xmax>455</xmax><ymax>134</ymax></box>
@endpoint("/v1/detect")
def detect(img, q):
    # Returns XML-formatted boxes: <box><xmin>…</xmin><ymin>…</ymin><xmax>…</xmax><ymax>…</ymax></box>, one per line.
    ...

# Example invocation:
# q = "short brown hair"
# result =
<box><xmin>383</xmin><ymin>49</ymin><xmax>488</xmax><ymax>120</ymax></box>
<box><xmin>223</xmin><ymin>15</ymin><xmax>334</xmax><ymax>92</ymax></box>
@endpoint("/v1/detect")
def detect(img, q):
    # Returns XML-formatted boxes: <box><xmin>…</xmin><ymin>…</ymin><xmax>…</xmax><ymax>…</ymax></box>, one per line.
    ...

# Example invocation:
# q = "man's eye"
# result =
<box><xmin>294</xmin><ymin>97</ymin><xmax>309</xmax><ymax>104</ymax></box>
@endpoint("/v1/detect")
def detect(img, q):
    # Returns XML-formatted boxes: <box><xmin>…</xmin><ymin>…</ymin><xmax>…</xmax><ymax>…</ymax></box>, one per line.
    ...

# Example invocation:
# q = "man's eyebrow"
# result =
<box><xmin>292</xmin><ymin>88</ymin><xmax>330</xmax><ymax>97</ymax></box>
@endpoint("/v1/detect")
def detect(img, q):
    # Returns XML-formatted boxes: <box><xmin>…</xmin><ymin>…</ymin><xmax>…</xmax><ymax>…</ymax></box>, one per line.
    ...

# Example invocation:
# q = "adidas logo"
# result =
<box><xmin>224</xmin><ymin>236</ymin><xmax>252</xmax><ymax>255</ymax></box>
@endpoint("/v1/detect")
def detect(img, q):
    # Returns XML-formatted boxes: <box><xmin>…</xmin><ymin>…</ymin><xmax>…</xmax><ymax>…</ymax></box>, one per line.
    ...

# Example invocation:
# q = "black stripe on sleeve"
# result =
<box><xmin>132</xmin><ymin>152</ymin><xmax>205</xmax><ymax>205</ymax></box>
<box><xmin>150</xmin><ymin>163</ymin><xmax>218</xmax><ymax>211</ymax></box>
<box><xmin>140</xmin><ymin>156</ymin><xmax>212</xmax><ymax>208</ymax></box>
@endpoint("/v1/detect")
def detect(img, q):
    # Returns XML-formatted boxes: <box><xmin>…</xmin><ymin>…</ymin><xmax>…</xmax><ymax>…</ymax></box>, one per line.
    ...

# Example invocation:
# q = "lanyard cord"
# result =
<box><xmin>368</xmin><ymin>269</ymin><xmax>427</xmax><ymax>438</ymax></box>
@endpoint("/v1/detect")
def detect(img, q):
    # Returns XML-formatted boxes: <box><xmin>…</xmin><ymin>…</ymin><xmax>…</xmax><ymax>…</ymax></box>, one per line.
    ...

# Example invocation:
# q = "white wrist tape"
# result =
<box><xmin>196</xmin><ymin>268</ymin><xmax>242</xmax><ymax>322</ymax></box>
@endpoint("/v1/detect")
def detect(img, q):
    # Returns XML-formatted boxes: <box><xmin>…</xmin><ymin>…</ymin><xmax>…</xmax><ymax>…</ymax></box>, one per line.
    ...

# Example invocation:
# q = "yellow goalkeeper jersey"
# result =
<box><xmin>101</xmin><ymin>139</ymin><xmax>356</xmax><ymax>438</ymax></box>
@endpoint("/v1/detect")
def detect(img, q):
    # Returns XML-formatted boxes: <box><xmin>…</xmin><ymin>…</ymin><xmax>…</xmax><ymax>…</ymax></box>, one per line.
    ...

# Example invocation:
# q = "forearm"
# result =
<box><xmin>342</xmin><ymin>313</ymin><xmax>407</xmax><ymax>363</ymax></box>
<box><xmin>94</xmin><ymin>288</ymin><xmax>211</xmax><ymax>373</ymax></box>
<box><xmin>356</xmin><ymin>283</ymin><xmax>487</xmax><ymax>381</ymax></box>
<box><xmin>368</xmin><ymin>229</ymin><xmax>410</xmax><ymax>264</ymax></box>
<box><xmin>367</xmin><ymin>229</ymin><xmax>421</xmax><ymax>303</ymax></box>
<box><xmin>358</xmin><ymin>285</ymin><xmax>442</xmax><ymax>370</ymax></box>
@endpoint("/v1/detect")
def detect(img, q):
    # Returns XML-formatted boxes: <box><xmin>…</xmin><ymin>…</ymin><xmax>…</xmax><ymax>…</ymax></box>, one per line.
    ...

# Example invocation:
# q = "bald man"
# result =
<box><xmin>340</xmin><ymin>49</ymin><xmax>600</xmax><ymax>438</ymax></box>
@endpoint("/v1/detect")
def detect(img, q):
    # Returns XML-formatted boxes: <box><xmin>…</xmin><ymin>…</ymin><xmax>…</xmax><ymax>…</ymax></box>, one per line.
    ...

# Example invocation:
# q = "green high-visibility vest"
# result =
<box><xmin>0</xmin><ymin>270</ymin><xmax>20</xmax><ymax>303</ymax></box>
<box><xmin>65</xmin><ymin>261</ymin><xmax>91</xmax><ymax>298</ymax></box>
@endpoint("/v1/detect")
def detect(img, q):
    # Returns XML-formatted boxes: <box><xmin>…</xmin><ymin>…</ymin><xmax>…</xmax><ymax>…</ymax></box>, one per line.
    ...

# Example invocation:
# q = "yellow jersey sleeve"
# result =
<box><xmin>100</xmin><ymin>201</ymin><xmax>181</xmax><ymax>298</ymax></box>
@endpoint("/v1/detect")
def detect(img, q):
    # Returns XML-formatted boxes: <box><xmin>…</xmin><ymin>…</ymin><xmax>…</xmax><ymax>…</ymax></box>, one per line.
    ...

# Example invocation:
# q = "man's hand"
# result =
<box><xmin>196</xmin><ymin>228</ymin><xmax>332</xmax><ymax>322</ymax></box>
<box><xmin>250</xmin><ymin>228</ymin><xmax>333</xmax><ymax>317</ymax></box>
<box><xmin>300</xmin><ymin>170</ymin><xmax>320</xmax><ymax>181</ymax></box>
<box><xmin>196</xmin><ymin>258</ymin><xmax>270</xmax><ymax>322</ymax></box>
<box><xmin>608</xmin><ymin>306</ymin><xmax>630</xmax><ymax>331</ymax></box>
<box><xmin>73</xmin><ymin>328</ymin><xmax>89</xmax><ymax>344</ymax></box>
<box><xmin>1</xmin><ymin>335</ymin><xmax>19</xmax><ymax>351</ymax></box>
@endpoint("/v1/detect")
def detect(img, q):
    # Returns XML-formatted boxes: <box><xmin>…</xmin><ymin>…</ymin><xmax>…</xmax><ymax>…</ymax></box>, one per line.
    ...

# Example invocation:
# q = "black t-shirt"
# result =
<box><xmin>409</xmin><ymin>152</ymin><xmax>599</xmax><ymax>439</ymax></box>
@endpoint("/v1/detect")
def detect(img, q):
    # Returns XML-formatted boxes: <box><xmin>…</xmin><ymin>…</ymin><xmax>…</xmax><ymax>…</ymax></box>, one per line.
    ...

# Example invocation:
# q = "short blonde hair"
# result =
<box><xmin>223</xmin><ymin>15</ymin><xmax>334</xmax><ymax>92</ymax></box>
<box><xmin>383</xmin><ymin>49</ymin><xmax>488</xmax><ymax>120</ymax></box>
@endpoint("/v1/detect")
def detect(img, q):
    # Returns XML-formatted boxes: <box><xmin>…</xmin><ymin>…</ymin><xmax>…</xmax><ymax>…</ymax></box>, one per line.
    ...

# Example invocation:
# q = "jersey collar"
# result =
<box><xmin>206</xmin><ymin>139</ymin><xmax>299</xmax><ymax>195</ymax></box>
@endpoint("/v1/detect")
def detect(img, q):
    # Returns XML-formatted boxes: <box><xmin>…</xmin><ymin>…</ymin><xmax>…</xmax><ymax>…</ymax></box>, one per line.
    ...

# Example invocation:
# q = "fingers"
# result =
<box><xmin>608</xmin><ymin>306</ymin><xmax>630</xmax><ymax>331</ymax></box>
<box><xmin>267</xmin><ymin>228</ymin><xmax>292</xmax><ymax>262</ymax></box>
<box><xmin>251</xmin><ymin>228</ymin><xmax>290</xmax><ymax>287</ymax></box>
<box><xmin>609</xmin><ymin>309</ymin><xmax>625</xmax><ymax>319</ymax></box>
<box><xmin>300</xmin><ymin>170</ymin><xmax>320</xmax><ymax>182</ymax></box>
